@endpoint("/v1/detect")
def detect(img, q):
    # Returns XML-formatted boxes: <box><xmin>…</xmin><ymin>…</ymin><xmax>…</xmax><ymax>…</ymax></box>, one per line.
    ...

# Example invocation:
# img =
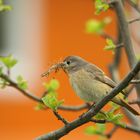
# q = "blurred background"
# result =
<box><xmin>0</xmin><ymin>0</ymin><xmax>140</xmax><ymax>140</ymax></box>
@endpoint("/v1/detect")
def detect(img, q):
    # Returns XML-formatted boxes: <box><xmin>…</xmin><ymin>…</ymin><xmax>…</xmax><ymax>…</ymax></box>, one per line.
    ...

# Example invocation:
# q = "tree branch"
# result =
<box><xmin>113</xmin><ymin>0</ymin><xmax>140</xmax><ymax>108</ymax></box>
<box><xmin>129</xmin><ymin>100</ymin><xmax>140</xmax><ymax>105</ymax></box>
<box><xmin>0</xmin><ymin>74</ymin><xmax>89</xmax><ymax>111</ymax></box>
<box><xmin>126</xmin><ymin>0</ymin><xmax>140</xmax><ymax>13</ymax></box>
<box><xmin>129</xmin><ymin>18</ymin><xmax>140</xmax><ymax>24</ymax></box>
<box><xmin>1</xmin><ymin>74</ymin><xmax>43</xmax><ymax>103</ymax></box>
<box><xmin>108</xmin><ymin>25</ymin><xmax>122</xmax><ymax>83</ymax></box>
<box><xmin>36</xmin><ymin>61</ymin><xmax>140</xmax><ymax>140</ymax></box>
<box><xmin>106</xmin><ymin>126</ymin><xmax>118</xmax><ymax>139</ymax></box>
<box><xmin>130</xmin><ymin>79</ymin><xmax>140</xmax><ymax>84</ymax></box>
<box><xmin>53</xmin><ymin>111</ymin><xmax>69</xmax><ymax>125</ymax></box>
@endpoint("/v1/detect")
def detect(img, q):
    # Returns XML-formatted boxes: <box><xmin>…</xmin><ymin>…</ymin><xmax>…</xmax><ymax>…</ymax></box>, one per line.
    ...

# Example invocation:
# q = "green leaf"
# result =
<box><xmin>85</xmin><ymin>19</ymin><xmax>104</xmax><ymax>34</ymax></box>
<box><xmin>109</xmin><ymin>114</ymin><xmax>123</xmax><ymax>122</ymax></box>
<box><xmin>105</xmin><ymin>110</ymin><xmax>125</xmax><ymax>127</ymax></box>
<box><xmin>42</xmin><ymin>92</ymin><xmax>64</xmax><ymax>111</ymax></box>
<box><xmin>104</xmin><ymin>38</ymin><xmax>115</xmax><ymax>51</ymax></box>
<box><xmin>136</xmin><ymin>54</ymin><xmax>140</xmax><ymax>60</ymax></box>
<box><xmin>94</xmin><ymin>112</ymin><xmax>107</xmax><ymax>120</ymax></box>
<box><xmin>85</xmin><ymin>126</ymin><xmax>98</xmax><ymax>135</ymax></box>
<box><xmin>95</xmin><ymin>108</ymin><xmax>125</xmax><ymax>128</ymax></box>
<box><xmin>0</xmin><ymin>5</ymin><xmax>11</xmax><ymax>11</ymax></box>
<box><xmin>0</xmin><ymin>0</ymin><xmax>11</xmax><ymax>12</ymax></box>
<box><xmin>0</xmin><ymin>78</ymin><xmax>9</xmax><ymax>89</ymax></box>
<box><xmin>0</xmin><ymin>55</ymin><xmax>18</xmax><ymax>69</ymax></box>
<box><xmin>131</xmin><ymin>0</ymin><xmax>138</xmax><ymax>4</ymax></box>
<box><xmin>95</xmin><ymin>0</ymin><xmax>109</xmax><ymax>15</ymax></box>
<box><xmin>16</xmin><ymin>75</ymin><xmax>28</xmax><ymax>90</ymax></box>
<box><xmin>85</xmin><ymin>17</ymin><xmax>111</xmax><ymax>34</ymax></box>
<box><xmin>35</xmin><ymin>103</ymin><xmax>46</xmax><ymax>111</ymax></box>
<box><xmin>43</xmin><ymin>79</ymin><xmax>60</xmax><ymax>91</ymax></box>
<box><xmin>0</xmin><ymin>67</ymin><xmax>3</xmax><ymax>75</ymax></box>
<box><xmin>97</xmin><ymin>124</ymin><xmax>106</xmax><ymax>133</ymax></box>
<box><xmin>85</xmin><ymin>124</ymin><xmax>106</xmax><ymax>135</ymax></box>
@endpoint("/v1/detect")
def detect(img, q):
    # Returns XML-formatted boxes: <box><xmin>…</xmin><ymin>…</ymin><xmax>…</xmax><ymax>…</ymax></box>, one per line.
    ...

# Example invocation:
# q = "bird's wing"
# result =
<box><xmin>84</xmin><ymin>63</ymin><xmax>117</xmax><ymax>88</ymax></box>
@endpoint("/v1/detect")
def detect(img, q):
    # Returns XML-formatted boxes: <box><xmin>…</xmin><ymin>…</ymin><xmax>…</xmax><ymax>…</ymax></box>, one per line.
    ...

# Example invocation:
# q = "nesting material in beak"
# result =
<box><xmin>41</xmin><ymin>62</ymin><xmax>65</xmax><ymax>77</ymax></box>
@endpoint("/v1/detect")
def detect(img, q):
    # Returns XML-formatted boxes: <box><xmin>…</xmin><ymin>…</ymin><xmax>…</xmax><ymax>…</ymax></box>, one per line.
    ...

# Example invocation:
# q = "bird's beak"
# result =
<box><xmin>41</xmin><ymin>62</ymin><xmax>66</xmax><ymax>77</ymax></box>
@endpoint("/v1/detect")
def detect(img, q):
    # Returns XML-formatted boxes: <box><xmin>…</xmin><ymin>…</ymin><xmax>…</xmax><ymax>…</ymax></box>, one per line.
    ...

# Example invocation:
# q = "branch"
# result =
<box><xmin>115</xmin><ymin>43</ymin><xmax>124</xmax><ymax>49</ymax></box>
<box><xmin>1</xmin><ymin>74</ymin><xmax>42</xmax><ymax>103</ymax></box>
<box><xmin>126</xmin><ymin>0</ymin><xmax>140</xmax><ymax>13</ymax></box>
<box><xmin>106</xmin><ymin>126</ymin><xmax>118</xmax><ymax>139</ymax></box>
<box><xmin>91</xmin><ymin>118</ymin><xmax>140</xmax><ymax>134</ymax></box>
<box><xmin>36</xmin><ymin>61</ymin><xmax>140</xmax><ymax>140</ymax></box>
<box><xmin>129</xmin><ymin>100</ymin><xmax>140</xmax><ymax>105</ymax></box>
<box><xmin>0</xmin><ymin>74</ymin><xmax>89</xmax><ymax>111</ymax></box>
<box><xmin>113</xmin><ymin>0</ymin><xmax>137</xmax><ymax>67</ymax></box>
<box><xmin>113</xmin><ymin>0</ymin><xmax>140</xmax><ymax>108</ymax></box>
<box><xmin>90</xmin><ymin>118</ymin><xmax>106</xmax><ymax>123</ymax></box>
<box><xmin>130</xmin><ymin>79</ymin><xmax>140</xmax><ymax>84</ymax></box>
<box><xmin>53</xmin><ymin>111</ymin><xmax>69</xmax><ymax>125</ymax></box>
<box><xmin>129</xmin><ymin>18</ymin><xmax>140</xmax><ymax>24</ymax></box>
<box><xmin>100</xmin><ymin>32</ymin><xmax>115</xmax><ymax>41</ymax></box>
<box><xmin>108</xmin><ymin>25</ymin><xmax>122</xmax><ymax>83</ymax></box>
<box><xmin>90</xmin><ymin>119</ymin><xmax>117</xmax><ymax>138</ymax></box>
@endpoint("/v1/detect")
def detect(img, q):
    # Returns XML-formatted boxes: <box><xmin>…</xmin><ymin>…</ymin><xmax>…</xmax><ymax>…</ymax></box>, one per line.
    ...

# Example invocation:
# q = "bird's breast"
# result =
<box><xmin>68</xmin><ymin>69</ymin><xmax>112</xmax><ymax>102</ymax></box>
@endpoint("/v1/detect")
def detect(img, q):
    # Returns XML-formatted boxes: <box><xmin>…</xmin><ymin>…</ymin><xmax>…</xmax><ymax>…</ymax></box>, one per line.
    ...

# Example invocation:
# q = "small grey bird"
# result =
<box><xmin>42</xmin><ymin>55</ymin><xmax>140</xmax><ymax>115</ymax></box>
<box><xmin>61</xmin><ymin>55</ymin><xmax>139</xmax><ymax>115</ymax></box>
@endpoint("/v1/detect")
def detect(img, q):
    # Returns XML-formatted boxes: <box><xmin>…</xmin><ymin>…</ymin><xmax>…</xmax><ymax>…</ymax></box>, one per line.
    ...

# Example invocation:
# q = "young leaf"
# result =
<box><xmin>35</xmin><ymin>103</ymin><xmax>46</xmax><ymax>111</ymax></box>
<box><xmin>94</xmin><ymin>112</ymin><xmax>107</xmax><ymax>120</ymax></box>
<box><xmin>136</xmin><ymin>54</ymin><xmax>140</xmax><ymax>60</ymax></box>
<box><xmin>0</xmin><ymin>78</ymin><xmax>9</xmax><ymax>89</ymax></box>
<box><xmin>42</xmin><ymin>92</ymin><xmax>64</xmax><ymax>111</ymax></box>
<box><xmin>0</xmin><ymin>0</ymin><xmax>11</xmax><ymax>12</ymax></box>
<box><xmin>16</xmin><ymin>75</ymin><xmax>28</xmax><ymax>90</ymax></box>
<box><xmin>85</xmin><ymin>17</ymin><xmax>111</xmax><ymax>35</ymax></box>
<box><xmin>95</xmin><ymin>0</ymin><xmax>109</xmax><ymax>15</ymax></box>
<box><xmin>85</xmin><ymin>124</ymin><xmax>106</xmax><ymax>135</ymax></box>
<box><xmin>105</xmin><ymin>110</ymin><xmax>125</xmax><ymax>127</ymax></box>
<box><xmin>85</xmin><ymin>126</ymin><xmax>98</xmax><ymax>135</ymax></box>
<box><xmin>43</xmin><ymin>79</ymin><xmax>59</xmax><ymax>91</ymax></box>
<box><xmin>131</xmin><ymin>0</ymin><xmax>138</xmax><ymax>4</ymax></box>
<box><xmin>104</xmin><ymin>38</ymin><xmax>115</xmax><ymax>51</ymax></box>
<box><xmin>86</xmin><ymin>19</ymin><xmax>104</xmax><ymax>34</ymax></box>
<box><xmin>0</xmin><ymin>67</ymin><xmax>3</xmax><ymax>76</ymax></box>
<box><xmin>0</xmin><ymin>55</ymin><xmax>18</xmax><ymax>69</ymax></box>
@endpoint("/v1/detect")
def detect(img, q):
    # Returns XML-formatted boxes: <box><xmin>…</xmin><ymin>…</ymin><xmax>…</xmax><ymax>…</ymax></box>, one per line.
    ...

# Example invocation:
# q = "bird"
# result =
<box><xmin>60</xmin><ymin>55</ymin><xmax>139</xmax><ymax>115</ymax></box>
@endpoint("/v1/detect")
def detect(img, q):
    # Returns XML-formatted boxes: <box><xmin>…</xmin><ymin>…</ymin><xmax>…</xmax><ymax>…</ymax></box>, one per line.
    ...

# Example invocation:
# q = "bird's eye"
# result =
<box><xmin>66</xmin><ymin>61</ymin><xmax>71</xmax><ymax>65</ymax></box>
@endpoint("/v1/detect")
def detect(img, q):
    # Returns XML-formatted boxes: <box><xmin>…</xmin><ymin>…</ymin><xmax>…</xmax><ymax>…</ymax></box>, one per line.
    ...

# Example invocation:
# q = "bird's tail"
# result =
<box><xmin>120</xmin><ymin>98</ymin><xmax>140</xmax><ymax>115</ymax></box>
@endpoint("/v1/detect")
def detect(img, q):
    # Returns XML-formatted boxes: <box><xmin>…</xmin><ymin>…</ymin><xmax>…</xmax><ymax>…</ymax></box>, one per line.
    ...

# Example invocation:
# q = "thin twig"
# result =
<box><xmin>1</xmin><ymin>74</ymin><xmax>43</xmax><ymax>103</ymax></box>
<box><xmin>0</xmin><ymin>74</ymin><xmax>89</xmax><ymax>111</ymax></box>
<box><xmin>106</xmin><ymin>126</ymin><xmax>118</xmax><ymax>139</ymax></box>
<box><xmin>129</xmin><ymin>18</ymin><xmax>140</xmax><ymax>24</ymax></box>
<box><xmin>53</xmin><ymin>111</ymin><xmax>69</xmax><ymax>125</ymax></box>
<box><xmin>36</xmin><ymin>61</ymin><xmax>140</xmax><ymax>140</ymax></box>
<box><xmin>115</xmin><ymin>43</ymin><xmax>124</xmax><ymax>49</ymax></box>
<box><xmin>90</xmin><ymin>118</ymin><xmax>106</xmax><ymax>123</ymax></box>
<box><xmin>129</xmin><ymin>100</ymin><xmax>140</xmax><ymax>105</ymax></box>
<box><xmin>91</xmin><ymin>118</ymin><xmax>140</xmax><ymax>137</ymax></box>
<box><xmin>130</xmin><ymin>79</ymin><xmax>140</xmax><ymax>84</ymax></box>
<box><xmin>126</xmin><ymin>0</ymin><xmax>140</xmax><ymax>13</ymax></box>
<box><xmin>100</xmin><ymin>32</ymin><xmax>115</xmax><ymax>41</ymax></box>
<box><xmin>113</xmin><ymin>0</ymin><xmax>140</xmax><ymax>108</ymax></box>
<box><xmin>108</xmin><ymin>26</ymin><xmax>122</xmax><ymax>83</ymax></box>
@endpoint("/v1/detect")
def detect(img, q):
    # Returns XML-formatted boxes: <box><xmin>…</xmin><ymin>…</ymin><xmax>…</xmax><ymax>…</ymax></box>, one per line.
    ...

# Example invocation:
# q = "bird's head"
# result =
<box><xmin>62</xmin><ymin>56</ymin><xmax>87</xmax><ymax>74</ymax></box>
